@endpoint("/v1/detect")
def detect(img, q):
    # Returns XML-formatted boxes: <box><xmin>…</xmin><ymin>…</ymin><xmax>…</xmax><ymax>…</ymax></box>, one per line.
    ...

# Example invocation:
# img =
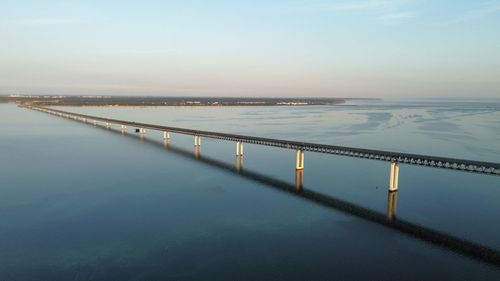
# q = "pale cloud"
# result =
<box><xmin>442</xmin><ymin>2</ymin><xmax>500</xmax><ymax>25</ymax></box>
<box><xmin>377</xmin><ymin>11</ymin><xmax>415</xmax><ymax>24</ymax></box>
<box><xmin>0</xmin><ymin>18</ymin><xmax>85</xmax><ymax>25</ymax></box>
<box><xmin>118</xmin><ymin>49</ymin><xmax>179</xmax><ymax>54</ymax></box>
<box><xmin>321</xmin><ymin>0</ymin><xmax>394</xmax><ymax>11</ymax></box>
<box><xmin>316</xmin><ymin>0</ymin><xmax>416</xmax><ymax>25</ymax></box>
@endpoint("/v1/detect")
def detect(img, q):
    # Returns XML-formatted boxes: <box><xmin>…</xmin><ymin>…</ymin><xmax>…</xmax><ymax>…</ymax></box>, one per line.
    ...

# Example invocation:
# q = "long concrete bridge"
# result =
<box><xmin>27</xmin><ymin>105</ymin><xmax>500</xmax><ymax>193</ymax></box>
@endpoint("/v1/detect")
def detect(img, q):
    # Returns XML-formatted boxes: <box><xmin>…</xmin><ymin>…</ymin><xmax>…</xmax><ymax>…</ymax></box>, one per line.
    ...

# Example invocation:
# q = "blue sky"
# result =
<box><xmin>1</xmin><ymin>0</ymin><xmax>499</xmax><ymax>97</ymax></box>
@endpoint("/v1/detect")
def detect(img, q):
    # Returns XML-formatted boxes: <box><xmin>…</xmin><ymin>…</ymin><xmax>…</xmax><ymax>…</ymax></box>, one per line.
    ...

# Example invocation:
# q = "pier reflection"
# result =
<box><xmin>295</xmin><ymin>170</ymin><xmax>304</xmax><ymax>192</ymax></box>
<box><xmin>96</xmin><ymin>125</ymin><xmax>500</xmax><ymax>267</ymax></box>
<box><xmin>235</xmin><ymin>156</ymin><xmax>244</xmax><ymax>172</ymax></box>
<box><xmin>387</xmin><ymin>191</ymin><xmax>398</xmax><ymax>221</ymax></box>
<box><xmin>194</xmin><ymin>146</ymin><xmax>201</xmax><ymax>159</ymax></box>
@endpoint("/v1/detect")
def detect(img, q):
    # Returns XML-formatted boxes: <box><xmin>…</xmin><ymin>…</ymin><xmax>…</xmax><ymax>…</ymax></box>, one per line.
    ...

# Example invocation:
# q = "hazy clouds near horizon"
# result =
<box><xmin>1</xmin><ymin>0</ymin><xmax>499</xmax><ymax>98</ymax></box>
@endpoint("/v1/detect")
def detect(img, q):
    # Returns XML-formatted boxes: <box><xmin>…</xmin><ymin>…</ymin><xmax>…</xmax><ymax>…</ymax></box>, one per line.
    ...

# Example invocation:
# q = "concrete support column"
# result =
<box><xmin>236</xmin><ymin>142</ymin><xmax>244</xmax><ymax>156</ymax></box>
<box><xmin>163</xmin><ymin>131</ymin><xmax>171</xmax><ymax>140</ymax></box>
<box><xmin>93</xmin><ymin>120</ymin><xmax>97</xmax><ymax>126</ymax></box>
<box><xmin>296</xmin><ymin>149</ymin><xmax>305</xmax><ymax>170</ymax></box>
<box><xmin>140</xmin><ymin>128</ymin><xmax>146</xmax><ymax>134</ymax></box>
<box><xmin>389</xmin><ymin>160</ymin><xmax>400</xmax><ymax>192</ymax></box>
<box><xmin>387</xmin><ymin>191</ymin><xmax>398</xmax><ymax>220</ymax></box>
<box><xmin>194</xmin><ymin>136</ymin><xmax>201</xmax><ymax>146</ymax></box>
<box><xmin>106</xmin><ymin>122</ymin><xmax>111</xmax><ymax>129</ymax></box>
<box><xmin>121</xmin><ymin>125</ymin><xmax>127</xmax><ymax>133</ymax></box>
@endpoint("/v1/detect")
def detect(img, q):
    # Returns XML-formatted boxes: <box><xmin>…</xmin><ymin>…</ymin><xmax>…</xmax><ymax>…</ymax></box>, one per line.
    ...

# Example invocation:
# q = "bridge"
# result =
<box><xmin>28</xmin><ymin>105</ymin><xmax>500</xmax><ymax>191</ymax></box>
<box><xmin>28</xmin><ymin>104</ymin><xmax>500</xmax><ymax>174</ymax></box>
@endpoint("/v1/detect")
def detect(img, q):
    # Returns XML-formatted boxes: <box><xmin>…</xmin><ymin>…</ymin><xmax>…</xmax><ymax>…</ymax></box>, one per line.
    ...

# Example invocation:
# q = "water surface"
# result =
<box><xmin>1</xmin><ymin>100</ymin><xmax>499</xmax><ymax>280</ymax></box>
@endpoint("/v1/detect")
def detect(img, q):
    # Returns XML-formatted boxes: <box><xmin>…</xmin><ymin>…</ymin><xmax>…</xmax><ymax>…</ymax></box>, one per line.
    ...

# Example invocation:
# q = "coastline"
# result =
<box><xmin>1</xmin><ymin>95</ymin><xmax>353</xmax><ymax>107</ymax></box>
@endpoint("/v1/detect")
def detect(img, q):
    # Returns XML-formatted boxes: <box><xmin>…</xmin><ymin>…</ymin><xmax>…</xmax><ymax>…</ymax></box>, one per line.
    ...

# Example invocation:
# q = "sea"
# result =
<box><xmin>1</xmin><ymin>99</ymin><xmax>499</xmax><ymax>280</ymax></box>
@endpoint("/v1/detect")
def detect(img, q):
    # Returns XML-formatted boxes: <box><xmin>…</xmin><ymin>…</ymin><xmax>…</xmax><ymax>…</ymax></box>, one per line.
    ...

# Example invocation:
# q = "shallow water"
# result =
<box><xmin>1</xmin><ymin>100</ymin><xmax>499</xmax><ymax>280</ymax></box>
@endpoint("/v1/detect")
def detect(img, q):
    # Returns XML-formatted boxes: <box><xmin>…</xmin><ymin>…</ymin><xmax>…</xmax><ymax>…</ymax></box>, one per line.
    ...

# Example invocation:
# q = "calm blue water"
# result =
<box><xmin>1</xmin><ymin>100</ymin><xmax>499</xmax><ymax>280</ymax></box>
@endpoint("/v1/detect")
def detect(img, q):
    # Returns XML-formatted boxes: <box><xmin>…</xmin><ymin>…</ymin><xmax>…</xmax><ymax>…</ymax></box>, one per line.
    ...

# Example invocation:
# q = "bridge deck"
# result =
<box><xmin>31</xmin><ymin>106</ymin><xmax>500</xmax><ymax>176</ymax></box>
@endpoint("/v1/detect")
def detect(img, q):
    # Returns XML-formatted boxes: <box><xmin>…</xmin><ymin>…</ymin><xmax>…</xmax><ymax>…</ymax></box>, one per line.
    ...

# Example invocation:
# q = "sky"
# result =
<box><xmin>0</xmin><ymin>0</ymin><xmax>499</xmax><ymax>98</ymax></box>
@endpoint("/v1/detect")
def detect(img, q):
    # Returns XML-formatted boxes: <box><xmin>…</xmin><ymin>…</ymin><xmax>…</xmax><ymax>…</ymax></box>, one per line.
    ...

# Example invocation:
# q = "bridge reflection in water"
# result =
<box><xmin>90</xmin><ymin>124</ymin><xmax>500</xmax><ymax>268</ymax></box>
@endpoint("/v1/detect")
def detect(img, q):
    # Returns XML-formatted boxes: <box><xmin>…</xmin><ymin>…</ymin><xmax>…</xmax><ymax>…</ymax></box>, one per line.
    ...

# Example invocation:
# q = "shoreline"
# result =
<box><xmin>1</xmin><ymin>96</ymin><xmax>352</xmax><ymax>107</ymax></box>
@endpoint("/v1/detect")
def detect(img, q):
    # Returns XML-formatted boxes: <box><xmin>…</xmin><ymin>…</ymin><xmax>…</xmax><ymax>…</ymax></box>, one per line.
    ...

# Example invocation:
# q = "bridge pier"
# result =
<box><xmin>121</xmin><ymin>125</ymin><xmax>127</xmax><ymax>133</ymax></box>
<box><xmin>93</xmin><ymin>120</ymin><xmax>97</xmax><ymax>126</ymax></box>
<box><xmin>296</xmin><ymin>149</ymin><xmax>305</xmax><ymax>170</ymax></box>
<box><xmin>163</xmin><ymin>131</ymin><xmax>170</xmax><ymax>140</ymax></box>
<box><xmin>389</xmin><ymin>160</ymin><xmax>400</xmax><ymax>192</ymax></box>
<box><xmin>236</xmin><ymin>142</ymin><xmax>244</xmax><ymax>156</ymax></box>
<box><xmin>387</xmin><ymin>190</ymin><xmax>398</xmax><ymax>220</ymax></box>
<box><xmin>140</xmin><ymin>128</ymin><xmax>146</xmax><ymax>134</ymax></box>
<box><xmin>194</xmin><ymin>136</ymin><xmax>201</xmax><ymax>146</ymax></box>
<box><xmin>106</xmin><ymin>122</ymin><xmax>111</xmax><ymax>129</ymax></box>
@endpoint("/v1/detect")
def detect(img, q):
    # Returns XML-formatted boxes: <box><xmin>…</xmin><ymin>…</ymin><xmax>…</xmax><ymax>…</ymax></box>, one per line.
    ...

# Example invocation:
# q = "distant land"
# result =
<box><xmin>0</xmin><ymin>95</ymin><xmax>377</xmax><ymax>106</ymax></box>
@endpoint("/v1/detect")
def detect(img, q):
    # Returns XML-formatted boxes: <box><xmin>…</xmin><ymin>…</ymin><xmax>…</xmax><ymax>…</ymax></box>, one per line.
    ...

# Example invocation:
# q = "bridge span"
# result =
<box><xmin>27</xmin><ymin>105</ymin><xmax>500</xmax><ymax>193</ymax></box>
